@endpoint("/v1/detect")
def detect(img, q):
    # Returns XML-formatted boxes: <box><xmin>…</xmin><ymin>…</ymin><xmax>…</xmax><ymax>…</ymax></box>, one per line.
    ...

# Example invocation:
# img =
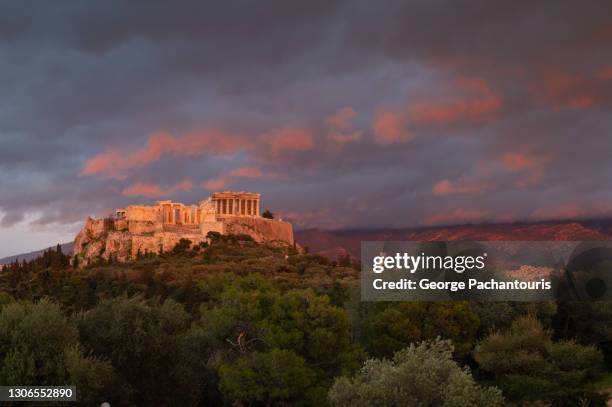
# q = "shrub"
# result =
<box><xmin>329</xmin><ymin>338</ymin><xmax>503</xmax><ymax>407</ymax></box>
<box><xmin>475</xmin><ymin>315</ymin><xmax>605</xmax><ymax>405</ymax></box>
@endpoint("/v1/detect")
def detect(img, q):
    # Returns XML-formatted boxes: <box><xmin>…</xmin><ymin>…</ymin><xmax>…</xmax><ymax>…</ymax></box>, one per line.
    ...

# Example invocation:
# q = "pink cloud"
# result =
<box><xmin>501</xmin><ymin>151</ymin><xmax>552</xmax><ymax>188</ymax></box>
<box><xmin>122</xmin><ymin>179</ymin><xmax>193</xmax><ymax>198</ymax></box>
<box><xmin>122</xmin><ymin>183</ymin><xmax>165</xmax><ymax>198</ymax></box>
<box><xmin>203</xmin><ymin>178</ymin><xmax>228</xmax><ymax>191</ymax></box>
<box><xmin>372</xmin><ymin>77</ymin><xmax>501</xmax><ymax>145</ymax></box>
<box><xmin>328</xmin><ymin>130</ymin><xmax>363</xmax><ymax>144</ymax></box>
<box><xmin>432</xmin><ymin>179</ymin><xmax>492</xmax><ymax>196</ymax></box>
<box><xmin>327</xmin><ymin>107</ymin><xmax>357</xmax><ymax>130</ymax></box>
<box><xmin>409</xmin><ymin>78</ymin><xmax>501</xmax><ymax>125</ymax></box>
<box><xmin>263</xmin><ymin>128</ymin><xmax>315</xmax><ymax>157</ymax></box>
<box><xmin>530</xmin><ymin>69</ymin><xmax>611</xmax><ymax>110</ymax></box>
<box><xmin>596</xmin><ymin>66</ymin><xmax>612</xmax><ymax>80</ymax></box>
<box><xmin>228</xmin><ymin>166</ymin><xmax>263</xmax><ymax>178</ymax></box>
<box><xmin>372</xmin><ymin>110</ymin><xmax>413</xmax><ymax>145</ymax></box>
<box><xmin>203</xmin><ymin>166</ymin><xmax>278</xmax><ymax>191</ymax></box>
<box><xmin>81</xmin><ymin>129</ymin><xmax>246</xmax><ymax>179</ymax></box>
<box><xmin>80</xmin><ymin>150</ymin><xmax>127</xmax><ymax>180</ymax></box>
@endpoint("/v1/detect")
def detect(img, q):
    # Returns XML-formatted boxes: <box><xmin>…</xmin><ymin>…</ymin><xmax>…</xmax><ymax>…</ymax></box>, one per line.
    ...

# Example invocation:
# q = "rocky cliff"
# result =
<box><xmin>73</xmin><ymin>216</ymin><xmax>294</xmax><ymax>267</ymax></box>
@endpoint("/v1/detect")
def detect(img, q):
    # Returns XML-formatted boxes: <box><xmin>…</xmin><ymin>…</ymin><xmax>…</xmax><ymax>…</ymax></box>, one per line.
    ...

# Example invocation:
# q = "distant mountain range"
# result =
<box><xmin>294</xmin><ymin>219</ymin><xmax>612</xmax><ymax>259</ymax></box>
<box><xmin>0</xmin><ymin>242</ymin><xmax>74</xmax><ymax>265</ymax></box>
<box><xmin>2</xmin><ymin>219</ymin><xmax>612</xmax><ymax>265</ymax></box>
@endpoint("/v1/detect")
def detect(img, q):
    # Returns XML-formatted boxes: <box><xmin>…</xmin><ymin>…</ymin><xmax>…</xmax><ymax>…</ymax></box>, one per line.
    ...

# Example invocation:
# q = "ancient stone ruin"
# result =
<box><xmin>74</xmin><ymin>191</ymin><xmax>293</xmax><ymax>266</ymax></box>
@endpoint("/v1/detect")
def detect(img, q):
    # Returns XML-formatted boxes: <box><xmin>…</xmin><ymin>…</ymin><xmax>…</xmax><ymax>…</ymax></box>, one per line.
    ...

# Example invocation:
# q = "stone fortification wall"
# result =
<box><xmin>125</xmin><ymin>205</ymin><xmax>158</xmax><ymax>222</ymax></box>
<box><xmin>223</xmin><ymin>216</ymin><xmax>293</xmax><ymax>245</ymax></box>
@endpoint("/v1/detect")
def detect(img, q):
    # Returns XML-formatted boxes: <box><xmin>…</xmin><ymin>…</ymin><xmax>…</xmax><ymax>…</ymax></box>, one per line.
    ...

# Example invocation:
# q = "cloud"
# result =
<box><xmin>529</xmin><ymin>67</ymin><xmax>612</xmax><ymax>110</ymax></box>
<box><xmin>203</xmin><ymin>166</ymin><xmax>281</xmax><ymax>191</ymax></box>
<box><xmin>122</xmin><ymin>179</ymin><xmax>193</xmax><ymax>198</ymax></box>
<box><xmin>326</xmin><ymin>107</ymin><xmax>363</xmax><ymax>146</ymax></box>
<box><xmin>530</xmin><ymin>203</ymin><xmax>612</xmax><ymax>221</ymax></box>
<box><xmin>409</xmin><ymin>78</ymin><xmax>501</xmax><ymax>125</ymax></box>
<box><xmin>596</xmin><ymin>66</ymin><xmax>612</xmax><ymax>80</ymax></box>
<box><xmin>82</xmin><ymin>130</ymin><xmax>246</xmax><ymax>179</ymax></box>
<box><xmin>262</xmin><ymin>128</ymin><xmax>316</xmax><ymax>157</ymax></box>
<box><xmin>432</xmin><ymin>178</ymin><xmax>492</xmax><ymax>196</ymax></box>
<box><xmin>327</xmin><ymin>107</ymin><xmax>356</xmax><ymax>130</ymax></box>
<box><xmin>372</xmin><ymin>110</ymin><xmax>413</xmax><ymax>145</ymax></box>
<box><xmin>501</xmin><ymin>152</ymin><xmax>553</xmax><ymax>188</ymax></box>
<box><xmin>372</xmin><ymin>77</ymin><xmax>501</xmax><ymax>145</ymax></box>
<box><xmin>424</xmin><ymin>209</ymin><xmax>489</xmax><ymax>226</ymax></box>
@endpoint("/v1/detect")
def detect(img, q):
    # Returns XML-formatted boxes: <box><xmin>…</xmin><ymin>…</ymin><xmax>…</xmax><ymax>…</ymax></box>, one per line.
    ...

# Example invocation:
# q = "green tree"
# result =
<box><xmin>471</xmin><ymin>301</ymin><xmax>557</xmax><ymax>336</ymax></box>
<box><xmin>475</xmin><ymin>315</ymin><xmax>605</xmax><ymax>405</ymax></box>
<box><xmin>553</xmin><ymin>302</ymin><xmax>612</xmax><ymax>366</ymax></box>
<box><xmin>262</xmin><ymin>209</ymin><xmax>274</xmax><ymax>219</ymax></box>
<box><xmin>76</xmin><ymin>297</ymin><xmax>206</xmax><ymax>405</ymax></box>
<box><xmin>367</xmin><ymin>302</ymin><xmax>479</xmax><ymax>359</ymax></box>
<box><xmin>329</xmin><ymin>338</ymin><xmax>503</xmax><ymax>407</ymax></box>
<box><xmin>199</xmin><ymin>274</ymin><xmax>365</xmax><ymax>405</ymax></box>
<box><xmin>172</xmin><ymin>238</ymin><xmax>192</xmax><ymax>254</ymax></box>
<box><xmin>0</xmin><ymin>300</ymin><xmax>115</xmax><ymax>404</ymax></box>
<box><xmin>218</xmin><ymin>349</ymin><xmax>313</xmax><ymax>405</ymax></box>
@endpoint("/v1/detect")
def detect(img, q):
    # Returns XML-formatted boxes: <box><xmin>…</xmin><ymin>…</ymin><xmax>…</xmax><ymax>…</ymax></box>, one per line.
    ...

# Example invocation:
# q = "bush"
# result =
<box><xmin>475</xmin><ymin>315</ymin><xmax>605</xmax><ymax>405</ymax></box>
<box><xmin>329</xmin><ymin>338</ymin><xmax>503</xmax><ymax>407</ymax></box>
<box><xmin>367</xmin><ymin>302</ymin><xmax>479</xmax><ymax>360</ymax></box>
<box><xmin>172</xmin><ymin>238</ymin><xmax>192</xmax><ymax>254</ymax></box>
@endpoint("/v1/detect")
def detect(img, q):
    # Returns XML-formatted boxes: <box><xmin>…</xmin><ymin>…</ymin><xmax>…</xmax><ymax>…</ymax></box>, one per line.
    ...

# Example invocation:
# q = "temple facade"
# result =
<box><xmin>212</xmin><ymin>191</ymin><xmax>260</xmax><ymax>217</ymax></box>
<box><xmin>115</xmin><ymin>191</ymin><xmax>262</xmax><ymax>227</ymax></box>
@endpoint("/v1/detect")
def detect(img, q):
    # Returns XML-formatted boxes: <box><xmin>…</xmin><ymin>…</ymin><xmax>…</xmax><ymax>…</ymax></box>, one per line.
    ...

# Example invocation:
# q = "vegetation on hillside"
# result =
<box><xmin>0</xmin><ymin>236</ymin><xmax>610</xmax><ymax>406</ymax></box>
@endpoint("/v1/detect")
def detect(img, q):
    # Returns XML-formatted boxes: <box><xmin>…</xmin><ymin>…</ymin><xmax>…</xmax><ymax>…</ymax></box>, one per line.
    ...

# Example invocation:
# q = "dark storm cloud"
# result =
<box><xmin>0</xmin><ymin>0</ymin><xmax>611</xmax><ymax>235</ymax></box>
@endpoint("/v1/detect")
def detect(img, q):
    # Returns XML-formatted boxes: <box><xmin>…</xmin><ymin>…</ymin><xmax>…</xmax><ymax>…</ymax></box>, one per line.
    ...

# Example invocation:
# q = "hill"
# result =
<box><xmin>0</xmin><ymin>242</ymin><xmax>74</xmax><ymax>265</ymax></box>
<box><xmin>295</xmin><ymin>219</ymin><xmax>612</xmax><ymax>259</ymax></box>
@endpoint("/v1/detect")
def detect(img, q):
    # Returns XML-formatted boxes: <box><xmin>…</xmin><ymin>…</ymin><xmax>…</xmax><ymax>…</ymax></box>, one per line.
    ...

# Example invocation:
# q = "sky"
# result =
<box><xmin>1</xmin><ymin>0</ymin><xmax>612</xmax><ymax>257</ymax></box>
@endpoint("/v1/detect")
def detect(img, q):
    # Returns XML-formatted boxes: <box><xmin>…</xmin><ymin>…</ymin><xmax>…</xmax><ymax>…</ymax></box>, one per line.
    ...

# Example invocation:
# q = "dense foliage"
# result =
<box><xmin>0</xmin><ymin>237</ymin><xmax>610</xmax><ymax>405</ymax></box>
<box><xmin>329</xmin><ymin>338</ymin><xmax>503</xmax><ymax>407</ymax></box>
<box><xmin>475</xmin><ymin>315</ymin><xmax>606</xmax><ymax>406</ymax></box>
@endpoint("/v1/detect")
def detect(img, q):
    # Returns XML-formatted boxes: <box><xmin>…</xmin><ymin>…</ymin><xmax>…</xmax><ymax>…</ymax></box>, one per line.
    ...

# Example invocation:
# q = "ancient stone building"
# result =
<box><xmin>74</xmin><ymin>191</ymin><xmax>293</xmax><ymax>266</ymax></box>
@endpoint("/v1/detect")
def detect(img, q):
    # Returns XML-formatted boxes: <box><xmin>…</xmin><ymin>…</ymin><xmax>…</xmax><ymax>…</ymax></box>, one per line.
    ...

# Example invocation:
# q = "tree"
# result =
<box><xmin>471</xmin><ymin>301</ymin><xmax>556</xmax><ymax>336</ymax></box>
<box><xmin>262</xmin><ymin>209</ymin><xmax>274</xmax><ymax>219</ymax></box>
<box><xmin>366</xmin><ymin>302</ymin><xmax>479</xmax><ymax>359</ymax></box>
<box><xmin>329</xmin><ymin>338</ymin><xmax>503</xmax><ymax>407</ymax></box>
<box><xmin>206</xmin><ymin>231</ymin><xmax>222</xmax><ymax>243</ymax></box>
<box><xmin>218</xmin><ymin>349</ymin><xmax>314</xmax><ymax>405</ymax></box>
<box><xmin>199</xmin><ymin>274</ymin><xmax>365</xmax><ymax>405</ymax></box>
<box><xmin>172</xmin><ymin>238</ymin><xmax>192</xmax><ymax>254</ymax></box>
<box><xmin>553</xmin><ymin>302</ymin><xmax>612</xmax><ymax>366</ymax></box>
<box><xmin>475</xmin><ymin>315</ymin><xmax>605</xmax><ymax>405</ymax></box>
<box><xmin>0</xmin><ymin>300</ymin><xmax>115</xmax><ymax>403</ymax></box>
<box><xmin>76</xmin><ymin>297</ymin><xmax>206</xmax><ymax>405</ymax></box>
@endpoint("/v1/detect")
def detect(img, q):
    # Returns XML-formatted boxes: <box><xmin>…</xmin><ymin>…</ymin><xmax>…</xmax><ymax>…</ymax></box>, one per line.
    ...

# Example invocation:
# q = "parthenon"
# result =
<box><xmin>114</xmin><ymin>191</ymin><xmax>263</xmax><ymax>230</ymax></box>
<box><xmin>211</xmin><ymin>191</ymin><xmax>260</xmax><ymax>217</ymax></box>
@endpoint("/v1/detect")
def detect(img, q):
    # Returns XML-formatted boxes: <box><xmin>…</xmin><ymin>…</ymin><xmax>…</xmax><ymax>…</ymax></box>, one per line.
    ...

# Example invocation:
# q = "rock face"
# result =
<box><xmin>73</xmin><ymin>214</ymin><xmax>294</xmax><ymax>267</ymax></box>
